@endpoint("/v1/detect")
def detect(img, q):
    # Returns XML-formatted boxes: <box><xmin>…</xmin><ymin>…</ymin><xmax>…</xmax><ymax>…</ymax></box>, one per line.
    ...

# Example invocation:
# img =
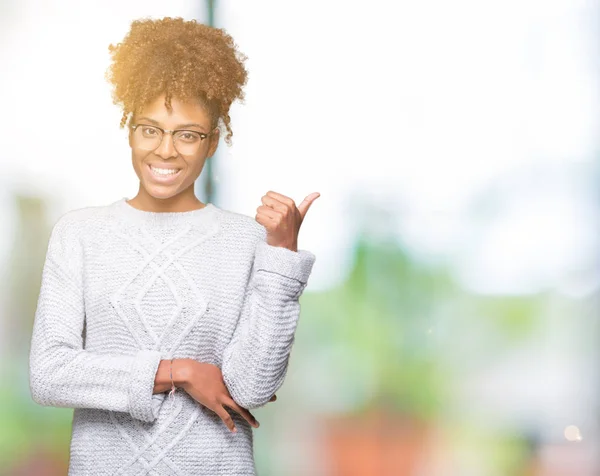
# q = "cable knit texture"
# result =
<box><xmin>28</xmin><ymin>197</ymin><xmax>316</xmax><ymax>476</ymax></box>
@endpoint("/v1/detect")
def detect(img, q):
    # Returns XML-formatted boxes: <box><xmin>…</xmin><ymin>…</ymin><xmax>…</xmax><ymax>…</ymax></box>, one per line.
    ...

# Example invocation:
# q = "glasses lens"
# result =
<box><xmin>133</xmin><ymin>126</ymin><xmax>204</xmax><ymax>155</ymax></box>
<box><xmin>173</xmin><ymin>130</ymin><xmax>203</xmax><ymax>155</ymax></box>
<box><xmin>133</xmin><ymin>125</ymin><xmax>162</xmax><ymax>151</ymax></box>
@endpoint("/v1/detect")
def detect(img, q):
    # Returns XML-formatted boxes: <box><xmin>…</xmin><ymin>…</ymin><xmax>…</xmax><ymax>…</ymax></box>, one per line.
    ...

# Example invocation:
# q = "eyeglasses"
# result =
<box><xmin>131</xmin><ymin>123</ymin><xmax>214</xmax><ymax>155</ymax></box>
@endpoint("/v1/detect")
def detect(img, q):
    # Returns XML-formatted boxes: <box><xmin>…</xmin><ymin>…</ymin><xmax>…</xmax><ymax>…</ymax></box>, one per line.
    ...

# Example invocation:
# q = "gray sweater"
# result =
<box><xmin>28</xmin><ymin>197</ymin><xmax>316</xmax><ymax>475</ymax></box>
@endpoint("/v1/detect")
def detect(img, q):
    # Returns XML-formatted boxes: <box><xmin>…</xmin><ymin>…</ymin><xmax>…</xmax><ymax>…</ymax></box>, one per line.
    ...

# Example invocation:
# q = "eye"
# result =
<box><xmin>176</xmin><ymin>131</ymin><xmax>202</xmax><ymax>142</ymax></box>
<box><xmin>141</xmin><ymin>126</ymin><xmax>159</xmax><ymax>137</ymax></box>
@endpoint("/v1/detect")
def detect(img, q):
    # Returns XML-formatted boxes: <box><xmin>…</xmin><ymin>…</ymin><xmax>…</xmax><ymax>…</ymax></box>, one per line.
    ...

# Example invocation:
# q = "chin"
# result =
<box><xmin>142</xmin><ymin>186</ymin><xmax>182</xmax><ymax>200</ymax></box>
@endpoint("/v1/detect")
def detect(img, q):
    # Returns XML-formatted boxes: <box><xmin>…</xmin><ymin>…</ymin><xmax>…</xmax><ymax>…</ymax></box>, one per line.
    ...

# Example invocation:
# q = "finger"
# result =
<box><xmin>261</xmin><ymin>195</ymin><xmax>288</xmax><ymax>213</ymax></box>
<box><xmin>297</xmin><ymin>192</ymin><xmax>320</xmax><ymax>220</ymax></box>
<box><xmin>256</xmin><ymin>204</ymin><xmax>279</xmax><ymax>220</ymax></box>
<box><xmin>265</xmin><ymin>191</ymin><xmax>295</xmax><ymax>208</ymax></box>
<box><xmin>214</xmin><ymin>404</ymin><xmax>237</xmax><ymax>433</ymax></box>
<box><xmin>255</xmin><ymin>212</ymin><xmax>278</xmax><ymax>229</ymax></box>
<box><xmin>222</xmin><ymin>396</ymin><xmax>260</xmax><ymax>428</ymax></box>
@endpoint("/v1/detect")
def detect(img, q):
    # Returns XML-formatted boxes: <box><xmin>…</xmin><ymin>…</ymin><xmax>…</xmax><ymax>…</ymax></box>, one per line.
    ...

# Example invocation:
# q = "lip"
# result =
<box><xmin>146</xmin><ymin>163</ymin><xmax>183</xmax><ymax>184</ymax></box>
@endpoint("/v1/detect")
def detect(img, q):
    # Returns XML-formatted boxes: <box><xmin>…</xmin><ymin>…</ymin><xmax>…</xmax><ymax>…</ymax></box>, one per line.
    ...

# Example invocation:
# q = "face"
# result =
<box><xmin>128</xmin><ymin>93</ymin><xmax>219</xmax><ymax>204</ymax></box>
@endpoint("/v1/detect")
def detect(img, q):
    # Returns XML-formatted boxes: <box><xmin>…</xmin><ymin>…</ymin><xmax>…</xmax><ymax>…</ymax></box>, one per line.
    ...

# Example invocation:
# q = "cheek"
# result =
<box><xmin>179</xmin><ymin>157</ymin><xmax>199</xmax><ymax>174</ymax></box>
<box><xmin>130</xmin><ymin>152</ymin><xmax>148</xmax><ymax>179</ymax></box>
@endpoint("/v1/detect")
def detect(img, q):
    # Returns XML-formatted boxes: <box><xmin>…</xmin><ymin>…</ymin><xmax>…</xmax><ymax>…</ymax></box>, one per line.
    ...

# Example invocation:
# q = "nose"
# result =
<box><xmin>154</xmin><ymin>132</ymin><xmax>178</xmax><ymax>159</ymax></box>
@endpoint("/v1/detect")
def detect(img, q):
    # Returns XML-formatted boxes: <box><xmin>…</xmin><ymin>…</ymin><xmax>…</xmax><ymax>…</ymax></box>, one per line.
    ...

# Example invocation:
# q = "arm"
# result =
<box><xmin>221</xmin><ymin>238</ymin><xmax>316</xmax><ymax>409</ymax></box>
<box><xmin>28</xmin><ymin>215</ymin><xmax>166</xmax><ymax>423</ymax></box>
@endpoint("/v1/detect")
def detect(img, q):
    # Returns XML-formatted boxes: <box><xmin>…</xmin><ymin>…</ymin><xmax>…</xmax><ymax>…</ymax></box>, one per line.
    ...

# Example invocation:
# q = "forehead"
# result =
<box><xmin>137</xmin><ymin>94</ymin><xmax>212</xmax><ymax>128</ymax></box>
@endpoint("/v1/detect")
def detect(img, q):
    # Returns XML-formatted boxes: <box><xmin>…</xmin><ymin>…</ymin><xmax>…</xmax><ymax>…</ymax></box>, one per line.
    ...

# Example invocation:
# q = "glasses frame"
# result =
<box><xmin>130</xmin><ymin>123</ymin><xmax>216</xmax><ymax>154</ymax></box>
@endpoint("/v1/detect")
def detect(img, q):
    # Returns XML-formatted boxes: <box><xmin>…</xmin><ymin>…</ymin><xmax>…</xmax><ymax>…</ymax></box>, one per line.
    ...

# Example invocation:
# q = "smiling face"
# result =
<box><xmin>127</xmin><ymin>93</ymin><xmax>220</xmax><ymax>211</ymax></box>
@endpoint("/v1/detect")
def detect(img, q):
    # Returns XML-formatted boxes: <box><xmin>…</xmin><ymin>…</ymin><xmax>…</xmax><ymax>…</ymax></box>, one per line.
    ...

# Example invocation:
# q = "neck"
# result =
<box><xmin>128</xmin><ymin>188</ymin><xmax>205</xmax><ymax>213</ymax></box>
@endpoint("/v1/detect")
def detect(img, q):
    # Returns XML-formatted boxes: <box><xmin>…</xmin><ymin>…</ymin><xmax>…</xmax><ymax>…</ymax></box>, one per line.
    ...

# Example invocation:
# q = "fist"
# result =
<box><xmin>255</xmin><ymin>191</ymin><xmax>320</xmax><ymax>252</ymax></box>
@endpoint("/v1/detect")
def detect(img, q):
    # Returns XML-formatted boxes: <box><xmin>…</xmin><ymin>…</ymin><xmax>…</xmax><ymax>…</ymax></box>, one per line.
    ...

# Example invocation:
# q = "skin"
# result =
<box><xmin>126</xmin><ymin>93</ymin><xmax>219</xmax><ymax>213</ymax></box>
<box><xmin>128</xmin><ymin>92</ymin><xmax>320</xmax><ymax>433</ymax></box>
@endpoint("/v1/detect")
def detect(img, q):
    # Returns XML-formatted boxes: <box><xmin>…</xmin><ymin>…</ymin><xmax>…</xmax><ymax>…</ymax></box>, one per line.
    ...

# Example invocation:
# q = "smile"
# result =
<box><xmin>147</xmin><ymin>164</ymin><xmax>183</xmax><ymax>183</ymax></box>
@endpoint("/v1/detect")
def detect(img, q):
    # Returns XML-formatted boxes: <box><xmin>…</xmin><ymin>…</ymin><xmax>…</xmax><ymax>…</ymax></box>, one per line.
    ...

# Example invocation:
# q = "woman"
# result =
<box><xmin>28</xmin><ymin>17</ymin><xmax>319</xmax><ymax>475</ymax></box>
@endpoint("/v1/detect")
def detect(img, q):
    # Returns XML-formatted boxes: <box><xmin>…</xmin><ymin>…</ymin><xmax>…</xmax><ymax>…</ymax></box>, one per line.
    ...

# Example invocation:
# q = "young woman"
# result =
<box><xmin>29</xmin><ymin>17</ymin><xmax>319</xmax><ymax>475</ymax></box>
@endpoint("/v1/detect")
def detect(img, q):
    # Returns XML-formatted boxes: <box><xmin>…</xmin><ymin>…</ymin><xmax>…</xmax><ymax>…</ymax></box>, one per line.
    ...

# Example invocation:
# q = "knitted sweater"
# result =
<box><xmin>28</xmin><ymin>197</ymin><xmax>316</xmax><ymax>476</ymax></box>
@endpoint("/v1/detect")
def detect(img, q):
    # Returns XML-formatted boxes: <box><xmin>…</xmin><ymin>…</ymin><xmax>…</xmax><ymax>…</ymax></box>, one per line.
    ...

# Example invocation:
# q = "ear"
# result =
<box><xmin>207</xmin><ymin>128</ymin><xmax>220</xmax><ymax>158</ymax></box>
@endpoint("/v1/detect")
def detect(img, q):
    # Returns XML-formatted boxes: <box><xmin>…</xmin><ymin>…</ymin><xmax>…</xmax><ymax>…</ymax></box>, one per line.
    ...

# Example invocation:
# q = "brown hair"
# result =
<box><xmin>105</xmin><ymin>17</ymin><xmax>248</xmax><ymax>145</ymax></box>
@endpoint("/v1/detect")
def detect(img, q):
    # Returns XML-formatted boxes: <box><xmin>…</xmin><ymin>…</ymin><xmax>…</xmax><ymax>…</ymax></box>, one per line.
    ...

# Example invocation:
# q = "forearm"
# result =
<box><xmin>222</xmin><ymin>296</ymin><xmax>301</xmax><ymax>409</ymax></box>
<box><xmin>29</xmin><ymin>345</ymin><xmax>164</xmax><ymax>422</ymax></box>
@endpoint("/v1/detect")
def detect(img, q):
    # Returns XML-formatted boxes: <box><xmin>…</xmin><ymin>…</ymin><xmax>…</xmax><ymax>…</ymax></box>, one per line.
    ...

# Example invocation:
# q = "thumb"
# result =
<box><xmin>297</xmin><ymin>192</ymin><xmax>320</xmax><ymax>220</ymax></box>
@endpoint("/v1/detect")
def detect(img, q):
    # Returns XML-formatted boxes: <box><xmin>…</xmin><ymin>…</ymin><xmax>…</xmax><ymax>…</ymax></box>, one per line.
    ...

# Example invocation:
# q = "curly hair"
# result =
<box><xmin>105</xmin><ymin>17</ymin><xmax>248</xmax><ymax>145</ymax></box>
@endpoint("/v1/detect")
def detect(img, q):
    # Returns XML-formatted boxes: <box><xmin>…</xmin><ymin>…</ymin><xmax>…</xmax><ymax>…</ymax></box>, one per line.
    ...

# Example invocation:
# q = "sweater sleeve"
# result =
<box><xmin>221</xmin><ymin>238</ymin><xmax>316</xmax><ymax>409</ymax></box>
<box><xmin>28</xmin><ymin>214</ymin><xmax>165</xmax><ymax>423</ymax></box>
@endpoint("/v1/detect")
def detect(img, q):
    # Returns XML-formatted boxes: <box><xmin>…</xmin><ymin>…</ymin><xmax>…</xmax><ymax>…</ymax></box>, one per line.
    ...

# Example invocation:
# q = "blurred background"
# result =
<box><xmin>1</xmin><ymin>0</ymin><xmax>599</xmax><ymax>474</ymax></box>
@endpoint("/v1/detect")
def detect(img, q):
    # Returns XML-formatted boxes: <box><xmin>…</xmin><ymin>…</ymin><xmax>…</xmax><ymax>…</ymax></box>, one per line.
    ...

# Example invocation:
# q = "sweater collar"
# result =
<box><xmin>112</xmin><ymin>197</ymin><xmax>219</xmax><ymax>228</ymax></box>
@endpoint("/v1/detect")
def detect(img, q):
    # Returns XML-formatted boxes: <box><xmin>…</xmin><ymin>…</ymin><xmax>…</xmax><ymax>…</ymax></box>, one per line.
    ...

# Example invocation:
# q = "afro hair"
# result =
<box><xmin>105</xmin><ymin>17</ymin><xmax>248</xmax><ymax>145</ymax></box>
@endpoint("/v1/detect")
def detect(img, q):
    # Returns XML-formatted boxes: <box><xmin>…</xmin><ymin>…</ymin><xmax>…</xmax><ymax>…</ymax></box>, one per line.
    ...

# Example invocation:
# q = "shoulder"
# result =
<box><xmin>51</xmin><ymin>202</ymin><xmax>108</xmax><ymax>240</ymax></box>
<box><xmin>44</xmin><ymin>203</ymin><xmax>106</xmax><ymax>284</ymax></box>
<box><xmin>216</xmin><ymin>207</ymin><xmax>267</xmax><ymax>244</ymax></box>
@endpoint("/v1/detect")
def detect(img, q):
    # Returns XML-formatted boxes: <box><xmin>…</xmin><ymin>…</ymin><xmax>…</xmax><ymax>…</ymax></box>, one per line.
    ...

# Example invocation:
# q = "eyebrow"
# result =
<box><xmin>136</xmin><ymin>116</ymin><xmax>207</xmax><ymax>132</ymax></box>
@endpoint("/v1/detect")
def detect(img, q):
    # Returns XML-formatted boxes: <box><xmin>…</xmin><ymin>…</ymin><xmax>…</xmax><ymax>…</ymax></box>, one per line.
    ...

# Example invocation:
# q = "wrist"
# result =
<box><xmin>172</xmin><ymin>358</ymin><xmax>192</xmax><ymax>389</ymax></box>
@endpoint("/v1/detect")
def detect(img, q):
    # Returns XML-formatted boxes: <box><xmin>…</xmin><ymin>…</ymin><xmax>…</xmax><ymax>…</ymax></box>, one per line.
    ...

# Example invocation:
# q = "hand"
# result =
<box><xmin>256</xmin><ymin>191</ymin><xmax>320</xmax><ymax>252</ymax></box>
<box><xmin>181</xmin><ymin>361</ymin><xmax>261</xmax><ymax>433</ymax></box>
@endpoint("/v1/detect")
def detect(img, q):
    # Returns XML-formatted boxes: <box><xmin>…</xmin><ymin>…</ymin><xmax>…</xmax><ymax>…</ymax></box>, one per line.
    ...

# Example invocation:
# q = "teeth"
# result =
<box><xmin>150</xmin><ymin>166</ymin><xmax>180</xmax><ymax>176</ymax></box>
